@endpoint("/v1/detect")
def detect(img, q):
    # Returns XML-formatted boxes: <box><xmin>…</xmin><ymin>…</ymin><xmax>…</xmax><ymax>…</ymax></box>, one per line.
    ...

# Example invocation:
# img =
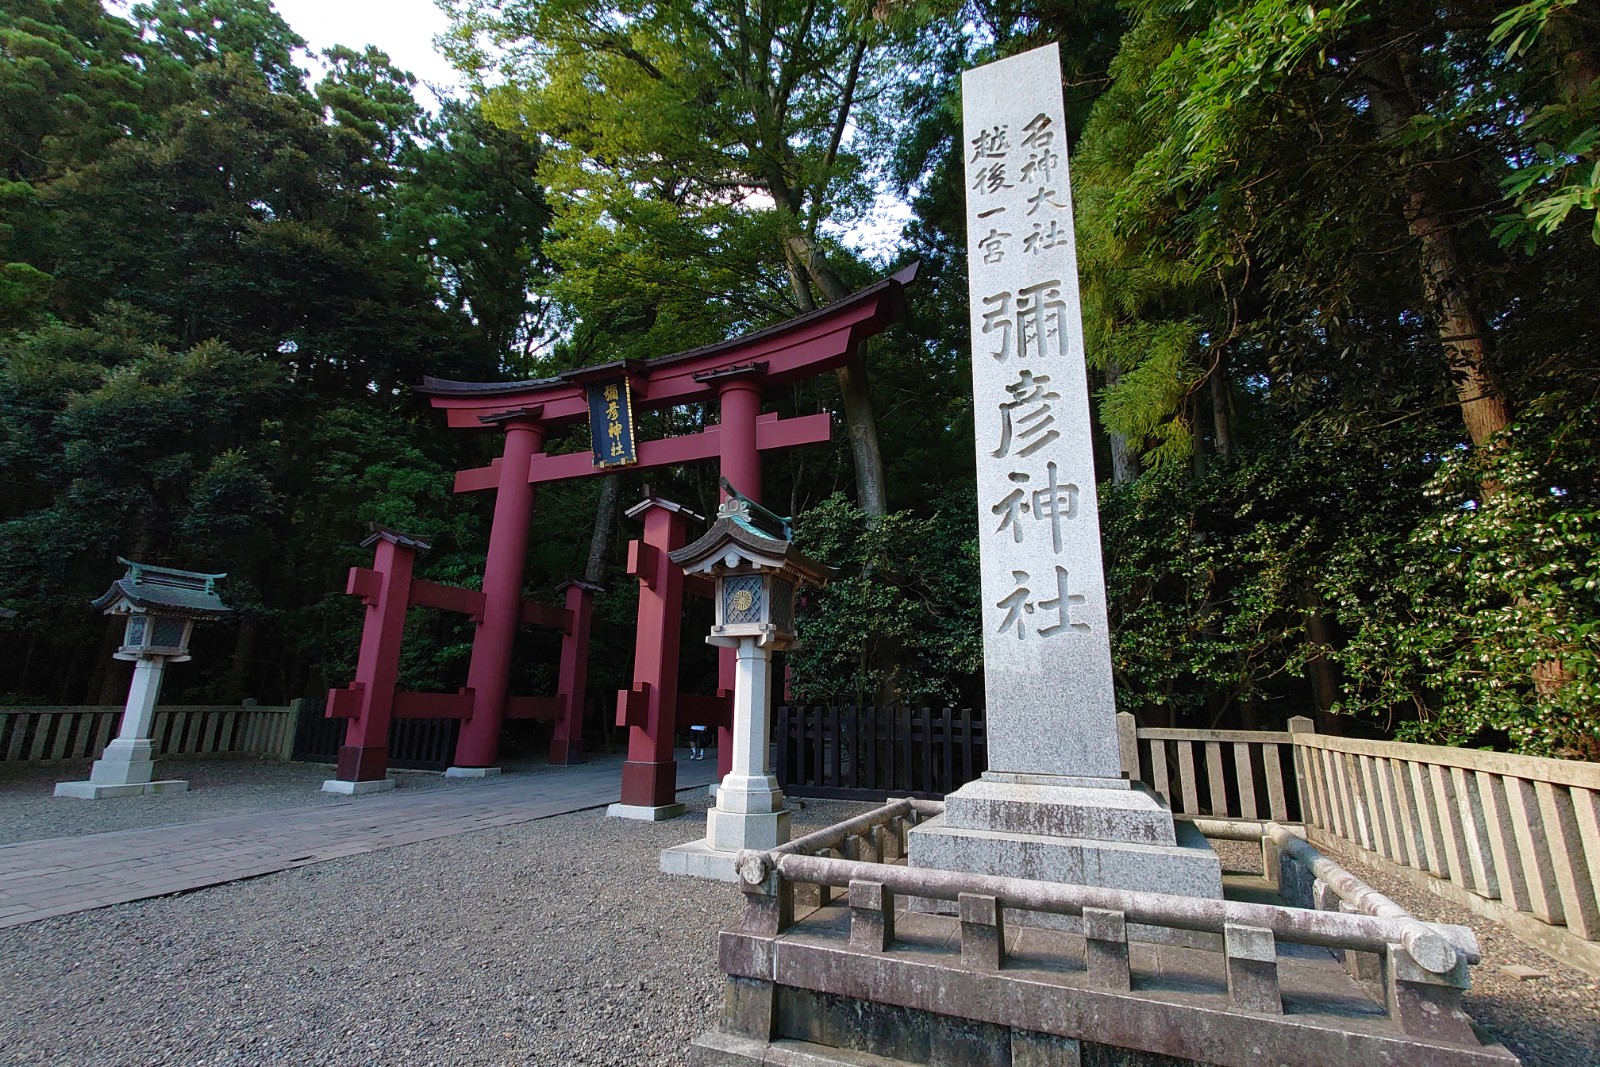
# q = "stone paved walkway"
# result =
<box><xmin>0</xmin><ymin>756</ymin><xmax>718</xmax><ymax>929</ymax></box>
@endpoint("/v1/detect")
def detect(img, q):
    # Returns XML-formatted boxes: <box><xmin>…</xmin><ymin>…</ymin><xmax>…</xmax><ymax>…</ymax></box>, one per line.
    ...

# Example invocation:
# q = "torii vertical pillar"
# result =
<box><xmin>547</xmin><ymin>579</ymin><xmax>597</xmax><ymax>765</ymax></box>
<box><xmin>608</xmin><ymin>497</ymin><xmax>691</xmax><ymax>820</ymax></box>
<box><xmin>715</xmin><ymin>375</ymin><xmax>763</xmax><ymax>786</ymax></box>
<box><xmin>452</xmin><ymin>410</ymin><xmax>545</xmax><ymax>774</ymax></box>
<box><xmin>325</xmin><ymin>531</ymin><xmax>419</xmax><ymax>794</ymax></box>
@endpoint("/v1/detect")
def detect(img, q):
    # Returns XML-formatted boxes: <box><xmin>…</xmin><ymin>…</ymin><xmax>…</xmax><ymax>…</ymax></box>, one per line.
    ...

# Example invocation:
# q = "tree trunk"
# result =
<box><xmin>1189</xmin><ymin>393</ymin><xmax>1209</xmax><ymax>479</ymax></box>
<box><xmin>786</xmin><ymin>234</ymin><xmax>889</xmax><ymax>516</ymax></box>
<box><xmin>1209</xmin><ymin>361</ymin><xmax>1233</xmax><ymax>458</ymax></box>
<box><xmin>586</xmin><ymin>473</ymin><xmax>622</xmax><ymax>583</ymax></box>
<box><xmin>1105</xmin><ymin>360</ymin><xmax>1143</xmax><ymax>484</ymax></box>
<box><xmin>1365</xmin><ymin>56</ymin><xmax>1511</xmax><ymax>453</ymax></box>
<box><xmin>1402</xmin><ymin>193</ymin><xmax>1510</xmax><ymax>447</ymax></box>
<box><xmin>1302</xmin><ymin>589</ymin><xmax>1341</xmax><ymax>722</ymax></box>
<box><xmin>834</xmin><ymin>360</ymin><xmax>889</xmax><ymax>517</ymax></box>
<box><xmin>220</xmin><ymin>614</ymin><xmax>258</xmax><ymax>703</ymax></box>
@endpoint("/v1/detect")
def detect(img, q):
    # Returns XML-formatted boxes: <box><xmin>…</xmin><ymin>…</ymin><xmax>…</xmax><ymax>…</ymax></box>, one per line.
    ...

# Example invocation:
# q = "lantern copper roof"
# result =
<box><xmin>91</xmin><ymin>558</ymin><xmax>231</xmax><ymax>618</ymax></box>
<box><xmin>668</xmin><ymin>499</ymin><xmax>833</xmax><ymax>586</ymax></box>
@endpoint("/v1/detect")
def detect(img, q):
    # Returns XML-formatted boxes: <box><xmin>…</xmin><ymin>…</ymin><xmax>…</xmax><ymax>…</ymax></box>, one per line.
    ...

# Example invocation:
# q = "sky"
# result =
<box><xmin>268</xmin><ymin>0</ymin><xmax>465</xmax><ymax>107</ymax></box>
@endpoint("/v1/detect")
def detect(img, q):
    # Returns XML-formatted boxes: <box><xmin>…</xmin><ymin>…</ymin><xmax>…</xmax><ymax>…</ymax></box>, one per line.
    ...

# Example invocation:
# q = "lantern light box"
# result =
<box><xmin>91</xmin><ymin>558</ymin><xmax>230</xmax><ymax>663</ymax></box>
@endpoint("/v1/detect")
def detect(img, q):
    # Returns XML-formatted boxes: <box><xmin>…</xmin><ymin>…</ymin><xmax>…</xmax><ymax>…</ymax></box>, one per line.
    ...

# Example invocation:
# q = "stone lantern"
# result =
<box><xmin>55</xmin><ymin>559</ymin><xmax>230</xmax><ymax>799</ymax></box>
<box><xmin>661</xmin><ymin>486</ymin><xmax>832</xmax><ymax>879</ymax></box>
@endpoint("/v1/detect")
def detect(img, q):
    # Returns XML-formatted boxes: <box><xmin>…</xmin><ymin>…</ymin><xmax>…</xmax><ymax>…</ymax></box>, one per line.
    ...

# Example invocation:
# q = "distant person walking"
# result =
<box><xmin>688</xmin><ymin>724</ymin><xmax>708</xmax><ymax>760</ymax></box>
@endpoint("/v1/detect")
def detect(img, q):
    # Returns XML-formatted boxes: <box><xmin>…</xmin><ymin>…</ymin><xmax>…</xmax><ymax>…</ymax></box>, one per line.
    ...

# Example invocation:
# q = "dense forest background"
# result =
<box><xmin>0</xmin><ymin>0</ymin><xmax>1594</xmax><ymax>758</ymax></box>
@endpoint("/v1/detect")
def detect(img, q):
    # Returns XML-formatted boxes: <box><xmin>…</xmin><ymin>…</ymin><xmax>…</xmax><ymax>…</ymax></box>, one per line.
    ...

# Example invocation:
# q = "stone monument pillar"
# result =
<box><xmin>906</xmin><ymin>43</ymin><xmax>1221</xmax><ymax>898</ymax></box>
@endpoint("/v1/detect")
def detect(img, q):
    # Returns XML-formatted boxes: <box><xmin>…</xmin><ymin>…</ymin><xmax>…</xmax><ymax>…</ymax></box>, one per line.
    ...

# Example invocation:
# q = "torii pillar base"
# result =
<box><xmin>321</xmin><ymin>777</ymin><xmax>395</xmax><ymax>795</ymax></box>
<box><xmin>608</xmin><ymin>801</ymin><xmax>688</xmax><ymax>822</ymax></box>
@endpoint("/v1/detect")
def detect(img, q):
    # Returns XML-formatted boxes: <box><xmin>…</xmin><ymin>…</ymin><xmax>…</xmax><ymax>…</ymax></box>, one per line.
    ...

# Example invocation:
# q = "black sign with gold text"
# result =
<box><xmin>587</xmin><ymin>379</ymin><xmax>637</xmax><ymax>468</ymax></box>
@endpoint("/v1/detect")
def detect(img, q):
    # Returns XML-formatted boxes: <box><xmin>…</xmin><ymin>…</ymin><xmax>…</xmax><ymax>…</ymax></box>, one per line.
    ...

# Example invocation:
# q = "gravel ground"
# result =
<box><xmin>0</xmin><ymin>758</ymin><xmax>480</xmax><ymax>846</ymax></box>
<box><xmin>1311</xmin><ymin>838</ymin><xmax>1600</xmax><ymax>1067</ymax></box>
<box><xmin>2</xmin><ymin>773</ymin><xmax>1596</xmax><ymax>1067</ymax></box>
<box><xmin>0</xmin><ymin>787</ymin><xmax>869</xmax><ymax>1067</ymax></box>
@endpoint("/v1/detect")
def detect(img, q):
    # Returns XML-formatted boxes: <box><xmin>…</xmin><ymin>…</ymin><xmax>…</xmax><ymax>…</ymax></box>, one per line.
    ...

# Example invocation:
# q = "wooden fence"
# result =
<box><xmin>1292</xmin><ymin>730</ymin><xmax>1600</xmax><ymax>973</ymax></box>
<box><xmin>1120</xmin><ymin>713</ymin><xmax>1600</xmax><ymax>975</ymax></box>
<box><xmin>290</xmin><ymin>696</ymin><xmax>459</xmax><ymax>772</ymax></box>
<box><xmin>1116</xmin><ymin>712</ymin><xmax>1303</xmax><ymax>824</ymax></box>
<box><xmin>0</xmin><ymin>700</ymin><xmax>301</xmax><ymax>765</ymax></box>
<box><xmin>775</xmin><ymin>705</ymin><xmax>986</xmax><ymax>800</ymax></box>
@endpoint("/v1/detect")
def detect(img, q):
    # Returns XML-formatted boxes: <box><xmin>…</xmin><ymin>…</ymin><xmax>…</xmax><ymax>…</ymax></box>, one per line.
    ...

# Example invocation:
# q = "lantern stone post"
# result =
<box><xmin>660</xmin><ymin>487</ymin><xmax>832</xmax><ymax>880</ymax></box>
<box><xmin>709</xmin><ymin>367</ymin><xmax>766</xmax><ymax>792</ymax></box>
<box><xmin>56</xmin><ymin>559</ymin><xmax>230</xmax><ymax>800</ymax></box>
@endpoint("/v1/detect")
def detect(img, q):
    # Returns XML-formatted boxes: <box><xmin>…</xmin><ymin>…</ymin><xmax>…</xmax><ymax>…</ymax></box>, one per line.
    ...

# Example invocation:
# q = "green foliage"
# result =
<box><xmin>1327</xmin><ymin>402</ymin><xmax>1600</xmax><ymax>759</ymax></box>
<box><xmin>0</xmin><ymin>0</ymin><xmax>551</xmax><ymax>703</ymax></box>
<box><xmin>446</xmin><ymin>0</ymin><xmax>933</xmax><ymax>375</ymax></box>
<box><xmin>1096</xmin><ymin>321</ymin><xmax>1201</xmax><ymax>470</ymax></box>
<box><xmin>789</xmin><ymin>492</ymin><xmax>982</xmax><ymax>707</ymax></box>
<box><xmin>0</xmin><ymin>313</ymin><xmax>284</xmax><ymax>624</ymax></box>
<box><xmin>1488</xmin><ymin>0</ymin><xmax>1599</xmax><ymax>249</ymax></box>
<box><xmin>394</xmin><ymin>100</ymin><xmax>552</xmax><ymax>369</ymax></box>
<box><xmin>1099</xmin><ymin>428</ymin><xmax>1437</xmax><ymax>725</ymax></box>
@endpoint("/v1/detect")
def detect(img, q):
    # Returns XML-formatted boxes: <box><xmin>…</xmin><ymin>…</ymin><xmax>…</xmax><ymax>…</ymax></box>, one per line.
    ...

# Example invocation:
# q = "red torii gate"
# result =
<box><xmin>325</xmin><ymin>265</ymin><xmax>914</xmax><ymax>803</ymax></box>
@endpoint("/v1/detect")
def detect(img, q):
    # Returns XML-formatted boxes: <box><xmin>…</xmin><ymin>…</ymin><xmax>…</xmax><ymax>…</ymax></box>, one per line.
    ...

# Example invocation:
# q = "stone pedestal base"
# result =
<box><xmin>89</xmin><ymin>738</ymin><xmax>156</xmax><ymax>784</ymax></box>
<box><xmin>664</xmin><ymin>795</ymin><xmax>792</xmax><ymax>882</ymax></box>
<box><xmin>57</xmin><ymin>738</ymin><xmax>188</xmax><ymax>798</ymax></box>
<box><xmin>909</xmin><ymin>778</ymin><xmax>1222</xmax><ymax>899</ymax></box>
<box><xmin>444</xmin><ymin>766</ymin><xmax>501</xmax><ymax>778</ymax></box>
<box><xmin>608</xmin><ymin>801</ymin><xmax>688</xmax><ymax>822</ymax></box>
<box><xmin>661</xmin><ymin>839</ymin><xmax>741</xmax><ymax>882</ymax></box>
<box><xmin>708</xmin><ymin>805</ymin><xmax>791</xmax><ymax>852</ymax></box>
<box><xmin>321</xmin><ymin>778</ymin><xmax>396</xmax><ymax>795</ymax></box>
<box><xmin>54</xmin><ymin>778</ymin><xmax>188</xmax><ymax>800</ymax></box>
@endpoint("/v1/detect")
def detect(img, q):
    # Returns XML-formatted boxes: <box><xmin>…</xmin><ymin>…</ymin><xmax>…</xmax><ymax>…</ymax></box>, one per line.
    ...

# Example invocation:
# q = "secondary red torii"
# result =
<box><xmin>325</xmin><ymin>264</ymin><xmax>914</xmax><ymax>794</ymax></box>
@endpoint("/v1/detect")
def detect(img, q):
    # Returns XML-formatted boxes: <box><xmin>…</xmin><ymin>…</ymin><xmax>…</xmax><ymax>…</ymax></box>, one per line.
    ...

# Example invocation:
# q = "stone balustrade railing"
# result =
<box><xmin>0</xmin><ymin>700</ymin><xmax>302</xmax><ymax>765</ymax></box>
<box><xmin>730</xmin><ymin>815</ymin><xmax>1497</xmax><ymax>1056</ymax></box>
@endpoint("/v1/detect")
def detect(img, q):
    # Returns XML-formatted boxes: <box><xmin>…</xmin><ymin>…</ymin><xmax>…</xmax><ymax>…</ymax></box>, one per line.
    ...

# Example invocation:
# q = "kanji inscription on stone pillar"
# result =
<box><xmin>964</xmin><ymin>43</ymin><xmax>1120</xmax><ymax>781</ymax></box>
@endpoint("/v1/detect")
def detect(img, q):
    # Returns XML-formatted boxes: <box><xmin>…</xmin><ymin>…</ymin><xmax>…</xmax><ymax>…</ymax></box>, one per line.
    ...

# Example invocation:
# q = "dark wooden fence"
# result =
<box><xmin>291</xmin><ymin>697</ymin><xmax>459</xmax><ymax>772</ymax></box>
<box><xmin>775</xmin><ymin>705</ymin><xmax>986</xmax><ymax>801</ymax></box>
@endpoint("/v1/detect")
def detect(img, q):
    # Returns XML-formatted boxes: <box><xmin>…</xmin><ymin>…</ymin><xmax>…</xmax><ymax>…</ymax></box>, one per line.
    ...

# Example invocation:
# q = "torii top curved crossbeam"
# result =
<box><xmin>420</xmin><ymin>263</ymin><xmax>917</xmax><ymax>493</ymax></box>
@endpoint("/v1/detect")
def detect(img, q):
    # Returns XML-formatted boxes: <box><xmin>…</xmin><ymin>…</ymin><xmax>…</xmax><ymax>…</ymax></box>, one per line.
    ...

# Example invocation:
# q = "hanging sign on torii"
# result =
<box><xmin>587</xmin><ymin>378</ymin><xmax>638</xmax><ymax>468</ymax></box>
